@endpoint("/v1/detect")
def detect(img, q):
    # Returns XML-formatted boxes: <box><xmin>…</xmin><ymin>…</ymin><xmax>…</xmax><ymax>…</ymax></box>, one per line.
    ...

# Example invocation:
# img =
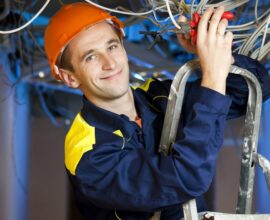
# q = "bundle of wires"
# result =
<box><xmin>0</xmin><ymin>0</ymin><xmax>269</xmax><ymax>126</ymax></box>
<box><xmin>84</xmin><ymin>0</ymin><xmax>270</xmax><ymax>61</ymax></box>
<box><xmin>1</xmin><ymin>0</ymin><xmax>269</xmax><ymax>61</ymax></box>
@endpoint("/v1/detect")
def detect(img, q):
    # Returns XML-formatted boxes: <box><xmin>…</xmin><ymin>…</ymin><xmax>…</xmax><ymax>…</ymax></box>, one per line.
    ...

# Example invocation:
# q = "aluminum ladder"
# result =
<box><xmin>154</xmin><ymin>59</ymin><xmax>270</xmax><ymax>220</ymax></box>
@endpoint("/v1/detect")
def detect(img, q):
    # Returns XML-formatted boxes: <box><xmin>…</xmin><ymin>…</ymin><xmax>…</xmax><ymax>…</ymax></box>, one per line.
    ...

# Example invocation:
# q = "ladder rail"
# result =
<box><xmin>158</xmin><ymin>59</ymin><xmax>263</xmax><ymax>219</ymax></box>
<box><xmin>232</xmin><ymin>66</ymin><xmax>262</xmax><ymax>214</ymax></box>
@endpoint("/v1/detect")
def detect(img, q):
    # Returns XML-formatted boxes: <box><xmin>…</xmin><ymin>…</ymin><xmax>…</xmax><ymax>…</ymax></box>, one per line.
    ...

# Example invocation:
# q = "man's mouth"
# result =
<box><xmin>100</xmin><ymin>69</ymin><xmax>122</xmax><ymax>80</ymax></box>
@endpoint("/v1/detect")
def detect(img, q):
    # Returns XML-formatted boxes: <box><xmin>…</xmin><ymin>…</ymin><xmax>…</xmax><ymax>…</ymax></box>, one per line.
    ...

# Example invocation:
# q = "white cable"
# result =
<box><xmin>258</xmin><ymin>41</ymin><xmax>270</xmax><ymax>61</ymax></box>
<box><xmin>259</xmin><ymin>15</ymin><xmax>270</xmax><ymax>58</ymax></box>
<box><xmin>228</xmin><ymin>8</ymin><xmax>270</xmax><ymax>29</ymax></box>
<box><xmin>190</xmin><ymin>0</ymin><xmax>196</xmax><ymax>17</ymax></box>
<box><xmin>197</xmin><ymin>0</ymin><xmax>209</xmax><ymax>14</ymax></box>
<box><xmin>84</xmin><ymin>0</ymin><xmax>167</xmax><ymax>16</ymax></box>
<box><xmin>233</xmin><ymin>33</ymin><xmax>252</xmax><ymax>39</ymax></box>
<box><xmin>251</xmin><ymin>41</ymin><xmax>270</xmax><ymax>60</ymax></box>
<box><xmin>0</xmin><ymin>0</ymin><xmax>50</xmax><ymax>35</ymax></box>
<box><xmin>165</xmin><ymin>0</ymin><xmax>181</xmax><ymax>29</ymax></box>
<box><xmin>255</xmin><ymin>0</ymin><xmax>259</xmax><ymax>23</ymax></box>
<box><xmin>186</xmin><ymin>0</ymin><xmax>249</xmax><ymax>12</ymax></box>
<box><xmin>151</xmin><ymin>0</ymin><xmax>173</xmax><ymax>23</ymax></box>
<box><xmin>238</xmin><ymin>18</ymin><xmax>267</xmax><ymax>55</ymax></box>
<box><xmin>217</xmin><ymin>0</ymin><xmax>249</xmax><ymax>11</ymax></box>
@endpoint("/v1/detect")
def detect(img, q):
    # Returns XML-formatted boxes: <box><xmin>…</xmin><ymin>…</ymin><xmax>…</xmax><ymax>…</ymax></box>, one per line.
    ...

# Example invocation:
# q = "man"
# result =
<box><xmin>44</xmin><ymin>2</ymin><xmax>270</xmax><ymax>220</ymax></box>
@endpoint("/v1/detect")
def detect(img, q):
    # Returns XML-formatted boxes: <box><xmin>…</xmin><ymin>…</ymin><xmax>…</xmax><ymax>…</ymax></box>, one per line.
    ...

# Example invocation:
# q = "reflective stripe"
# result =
<box><xmin>153</xmin><ymin>95</ymin><xmax>168</xmax><ymax>101</ymax></box>
<box><xmin>113</xmin><ymin>130</ymin><xmax>125</xmax><ymax>149</ymax></box>
<box><xmin>114</xmin><ymin>210</ymin><xmax>122</xmax><ymax>220</ymax></box>
<box><xmin>113</xmin><ymin>129</ymin><xmax>123</xmax><ymax>137</ymax></box>
<box><xmin>133</xmin><ymin>78</ymin><xmax>155</xmax><ymax>92</ymax></box>
<box><xmin>65</xmin><ymin>113</ymin><xmax>96</xmax><ymax>175</ymax></box>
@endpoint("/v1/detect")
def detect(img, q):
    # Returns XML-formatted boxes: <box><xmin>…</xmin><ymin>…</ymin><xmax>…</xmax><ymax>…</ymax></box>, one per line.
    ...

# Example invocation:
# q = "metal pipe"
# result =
<box><xmin>0</xmin><ymin>44</ymin><xmax>29</xmax><ymax>220</ymax></box>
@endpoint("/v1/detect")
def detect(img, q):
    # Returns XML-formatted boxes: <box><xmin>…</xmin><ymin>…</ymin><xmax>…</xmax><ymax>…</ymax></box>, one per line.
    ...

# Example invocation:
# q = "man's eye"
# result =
<box><xmin>109</xmin><ymin>44</ymin><xmax>118</xmax><ymax>50</ymax></box>
<box><xmin>86</xmin><ymin>54</ymin><xmax>96</xmax><ymax>61</ymax></box>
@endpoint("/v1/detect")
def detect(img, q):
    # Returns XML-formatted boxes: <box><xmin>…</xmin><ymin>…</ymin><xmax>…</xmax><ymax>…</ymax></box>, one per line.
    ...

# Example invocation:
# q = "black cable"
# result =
<box><xmin>0</xmin><ymin>0</ymin><xmax>10</xmax><ymax>20</ymax></box>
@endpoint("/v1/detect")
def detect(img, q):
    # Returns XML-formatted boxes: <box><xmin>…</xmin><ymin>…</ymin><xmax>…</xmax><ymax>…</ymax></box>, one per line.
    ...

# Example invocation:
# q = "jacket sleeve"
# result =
<box><xmin>138</xmin><ymin>54</ymin><xmax>270</xmax><ymax>120</ymax></box>
<box><xmin>67</xmin><ymin>86</ymin><xmax>231</xmax><ymax>212</ymax></box>
<box><xmin>180</xmin><ymin>54</ymin><xmax>270</xmax><ymax>120</ymax></box>
<box><xmin>226</xmin><ymin>54</ymin><xmax>270</xmax><ymax>119</ymax></box>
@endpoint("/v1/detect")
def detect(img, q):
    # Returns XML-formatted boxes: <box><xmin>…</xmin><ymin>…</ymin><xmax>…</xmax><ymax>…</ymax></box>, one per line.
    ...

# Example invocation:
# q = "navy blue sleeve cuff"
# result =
<box><xmin>232</xmin><ymin>54</ymin><xmax>270</xmax><ymax>102</ymax></box>
<box><xmin>195</xmin><ymin>86</ymin><xmax>232</xmax><ymax>115</ymax></box>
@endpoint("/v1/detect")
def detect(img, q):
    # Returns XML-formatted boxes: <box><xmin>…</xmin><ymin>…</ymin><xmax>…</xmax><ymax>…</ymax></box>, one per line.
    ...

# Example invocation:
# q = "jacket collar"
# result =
<box><xmin>80</xmin><ymin>88</ymin><xmax>157</xmax><ymax>138</ymax></box>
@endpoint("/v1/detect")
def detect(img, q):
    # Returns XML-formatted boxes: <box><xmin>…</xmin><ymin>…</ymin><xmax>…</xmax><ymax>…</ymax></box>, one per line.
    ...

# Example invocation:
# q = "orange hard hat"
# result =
<box><xmin>44</xmin><ymin>2</ymin><xmax>124</xmax><ymax>80</ymax></box>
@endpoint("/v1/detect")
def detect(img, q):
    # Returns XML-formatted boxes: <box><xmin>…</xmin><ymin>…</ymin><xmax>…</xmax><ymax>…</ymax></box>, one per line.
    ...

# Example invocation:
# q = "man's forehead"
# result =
<box><xmin>65</xmin><ymin>24</ymin><xmax>120</xmax><ymax>62</ymax></box>
<box><xmin>70</xmin><ymin>22</ymin><xmax>119</xmax><ymax>49</ymax></box>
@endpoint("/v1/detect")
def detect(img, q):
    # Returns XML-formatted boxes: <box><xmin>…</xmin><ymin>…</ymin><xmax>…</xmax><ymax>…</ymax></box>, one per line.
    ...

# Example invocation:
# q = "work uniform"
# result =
<box><xmin>65</xmin><ymin>55</ymin><xmax>270</xmax><ymax>220</ymax></box>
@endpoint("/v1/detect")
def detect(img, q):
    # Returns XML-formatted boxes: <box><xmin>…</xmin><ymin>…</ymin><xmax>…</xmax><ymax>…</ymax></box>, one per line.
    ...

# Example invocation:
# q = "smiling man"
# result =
<box><xmin>59</xmin><ymin>22</ymin><xmax>132</xmax><ymax>116</ymax></box>
<box><xmin>44</xmin><ymin>2</ymin><xmax>270</xmax><ymax>220</ymax></box>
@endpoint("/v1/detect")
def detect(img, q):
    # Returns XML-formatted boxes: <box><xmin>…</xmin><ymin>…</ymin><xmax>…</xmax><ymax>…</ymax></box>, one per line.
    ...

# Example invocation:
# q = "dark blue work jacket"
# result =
<box><xmin>65</xmin><ymin>55</ymin><xmax>270</xmax><ymax>220</ymax></box>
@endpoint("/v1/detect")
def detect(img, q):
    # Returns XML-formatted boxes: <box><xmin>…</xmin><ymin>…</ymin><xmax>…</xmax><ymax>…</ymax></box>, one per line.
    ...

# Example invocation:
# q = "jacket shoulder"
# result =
<box><xmin>65</xmin><ymin>113</ymin><xmax>96</xmax><ymax>175</ymax></box>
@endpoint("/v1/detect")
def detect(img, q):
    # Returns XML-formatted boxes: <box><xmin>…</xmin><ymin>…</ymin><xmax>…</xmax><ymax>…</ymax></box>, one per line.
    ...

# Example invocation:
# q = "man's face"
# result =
<box><xmin>66</xmin><ymin>22</ymin><xmax>129</xmax><ymax>104</ymax></box>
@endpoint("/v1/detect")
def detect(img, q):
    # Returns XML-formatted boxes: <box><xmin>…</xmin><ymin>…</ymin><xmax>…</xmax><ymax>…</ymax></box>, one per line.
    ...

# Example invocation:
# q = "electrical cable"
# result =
<box><xmin>21</xmin><ymin>0</ymin><xmax>40</xmax><ymax>12</ymax></box>
<box><xmin>196</xmin><ymin>0</ymin><xmax>208</xmax><ymax>15</ymax></box>
<box><xmin>228</xmin><ymin>9</ymin><xmax>270</xmax><ymax>30</ymax></box>
<box><xmin>3</xmin><ymin>0</ymin><xmax>268</xmax><ymax>89</ymax></box>
<box><xmin>255</xmin><ymin>0</ymin><xmax>259</xmax><ymax>24</ymax></box>
<box><xmin>35</xmin><ymin>86</ymin><xmax>60</xmax><ymax>127</ymax></box>
<box><xmin>252</xmin><ymin>41</ymin><xmax>270</xmax><ymax>61</ymax></box>
<box><xmin>0</xmin><ymin>0</ymin><xmax>50</xmax><ymax>34</ymax></box>
<box><xmin>178</xmin><ymin>0</ymin><xmax>190</xmax><ymax>14</ymax></box>
<box><xmin>239</xmin><ymin>14</ymin><xmax>270</xmax><ymax>56</ymax></box>
<box><xmin>84</xmin><ymin>0</ymin><xmax>167</xmax><ymax>16</ymax></box>
<box><xmin>165</xmin><ymin>0</ymin><xmax>181</xmax><ymax>29</ymax></box>
<box><xmin>190</xmin><ymin>0</ymin><xmax>196</xmax><ymax>17</ymax></box>
<box><xmin>151</xmin><ymin>2</ymin><xmax>172</xmax><ymax>23</ymax></box>
<box><xmin>216</xmin><ymin>0</ymin><xmax>249</xmax><ymax>11</ymax></box>
<box><xmin>259</xmin><ymin>15</ymin><xmax>270</xmax><ymax>58</ymax></box>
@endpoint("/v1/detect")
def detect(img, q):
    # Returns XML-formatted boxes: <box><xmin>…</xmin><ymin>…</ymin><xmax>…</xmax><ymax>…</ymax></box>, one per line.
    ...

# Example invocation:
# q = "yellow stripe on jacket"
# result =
<box><xmin>65</xmin><ymin>113</ymin><xmax>96</xmax><ymax>175</ymax></box>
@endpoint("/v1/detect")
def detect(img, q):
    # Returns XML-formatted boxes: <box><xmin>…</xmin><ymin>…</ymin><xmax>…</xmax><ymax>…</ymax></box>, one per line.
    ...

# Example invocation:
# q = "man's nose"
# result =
<box><xmin>101</xmin><ymin>53</ymin><xmax>116</xmax><ymax>70</ymax></box>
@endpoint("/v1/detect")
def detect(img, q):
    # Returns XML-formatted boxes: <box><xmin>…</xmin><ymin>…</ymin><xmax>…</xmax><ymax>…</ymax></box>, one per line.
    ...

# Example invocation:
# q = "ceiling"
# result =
<box><xmin>0</xmin><ymin>0</ymin><xmax>182</xmax><ymax>72</ymax></box>
<box><xmin>1</xmin><ymin>0</ymin><xmax>270</xmax><ymax>121</ymax></box>
<box><xmin>0</xmin><ymin>0</ymin><xmax>184</xmax><ymax>119</ymax></box>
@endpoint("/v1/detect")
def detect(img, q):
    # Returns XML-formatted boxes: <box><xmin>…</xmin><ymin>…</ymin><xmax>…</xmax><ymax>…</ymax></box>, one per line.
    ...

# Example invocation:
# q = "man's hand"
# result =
<box><xmin>176</xmin><ymin>15</ymin><xmax>197</xmax><ymax>54</ymax></box>
<box><xmin>176</xmin><ymin>7</ymin><xmax>235</xmax><ymax>95</ymax></box>
<box><xmin>197</xmin><ymin>6</ymin><xmax>233</xmax><ymax>95</ymax></box>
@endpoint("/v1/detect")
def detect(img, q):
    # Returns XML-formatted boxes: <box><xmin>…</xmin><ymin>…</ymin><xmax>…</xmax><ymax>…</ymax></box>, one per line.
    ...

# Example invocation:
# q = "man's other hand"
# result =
<box><xmin>176</xmin><ymin>15</ymin><xmax>197</xmax><ymax>54</ymax></box>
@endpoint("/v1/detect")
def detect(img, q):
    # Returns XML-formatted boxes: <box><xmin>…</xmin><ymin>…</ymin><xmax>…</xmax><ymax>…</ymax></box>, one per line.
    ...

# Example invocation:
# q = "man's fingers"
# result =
<box><xmin>176</xmin><ymin>15</ymin><xmax>188</xmax><ymax>39</ymax></box>
<box><xmin>184</xmin><ymin>34</ymin><xmax>190</xmax><ymax>40</ymax></box>
<box><xmin>177</xmin><ymin>15</ymin><xmax>190</xmax><ymax>41</ymax></box>
<box><xmin>177</xmin><ymin>33</ymin><xmax>190</xmax><ymax>43</ymax></box>
<box><xmin>178</xmin><ymin>15</ymin><xmax>188</xmax><ymax>22</ymax></box>
<box><xmin>224</xmin><ymin>31</ymin><xmax>234</xmax><ymax>44</ymax></box>
<box><xmin>208</xmin><ymin>6</ymin><xmax>225</xmax><ymax>38</ymax></box>
<box><xmin>217</xmin><ymin>19</ymin><xmax>228</xmax><ymax>36</ymax></box>
<box><xmin>197</xmin><ymin>7</ymin><xmax>214</xmax><ymax>43</ymax></box>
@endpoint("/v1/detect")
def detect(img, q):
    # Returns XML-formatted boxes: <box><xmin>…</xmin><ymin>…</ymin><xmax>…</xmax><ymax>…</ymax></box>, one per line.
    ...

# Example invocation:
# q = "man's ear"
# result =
<box><xmin>58</xmin><ymin>68</ymin><xmax>80</xmax><ymax>88</ymax></box>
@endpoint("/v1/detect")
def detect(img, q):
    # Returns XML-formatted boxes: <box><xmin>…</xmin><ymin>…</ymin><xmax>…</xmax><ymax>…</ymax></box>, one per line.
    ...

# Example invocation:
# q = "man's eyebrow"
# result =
<box><xmin>107</xmin><ymin>38</ymin><xmax>120</xmax><ymax>45</ymax></box>
<box><xmin>80</xmin><ymin>39</ymin><xmax>120</xmax><ymax>61</ymax></box>
<box><xmin>80</xmin><ymin>49</ymin><xmax>94</xmax><ymax>61</ymax></box>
